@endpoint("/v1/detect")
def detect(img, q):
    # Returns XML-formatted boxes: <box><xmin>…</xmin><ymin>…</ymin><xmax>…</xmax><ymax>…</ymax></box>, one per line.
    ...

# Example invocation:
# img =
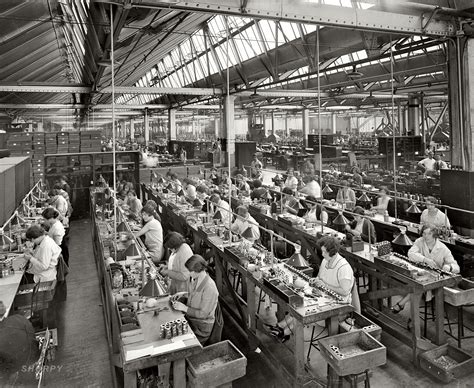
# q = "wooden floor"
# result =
<box><xmin>40</xmin><ymin>219</ymin><xmax>114</xmax><ymax>388</ymax></box>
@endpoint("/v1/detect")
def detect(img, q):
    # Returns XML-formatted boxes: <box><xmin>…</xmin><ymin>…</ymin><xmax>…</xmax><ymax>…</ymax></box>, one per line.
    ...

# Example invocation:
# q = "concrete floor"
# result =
<box><xmin>139</xmin><ymin>165</ymin><xmax>474</xmax><ymax>387</ymax></box>
<box><xmin>16</xmin><ymin>197</ymin><xmax>473</xmax><ymax>387</ymax></box>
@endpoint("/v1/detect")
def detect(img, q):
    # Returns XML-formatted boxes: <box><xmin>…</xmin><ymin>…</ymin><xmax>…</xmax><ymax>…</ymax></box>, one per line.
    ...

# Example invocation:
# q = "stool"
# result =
<box><xmin>306</xmin><ymin>324</ymin><xmax>328</xmax><ymax>361</ymax></box>
<box><xmin>327</xmin><ymin>365</ymin><xmax>371</xmax><ymax>388</ymax></box>
<box><xmin>256</xmin><ymin>288</ymin><xmax>277</xmax><ymax>315</ymax></box>
<box><xmin>228</xmin><ymin>268</ymin><xmax>242</xmax><ymax>295</ymax></box>
<box><xmin>445</xmin><ymin>304</ymin><xmax>474</xmax><ymax>348</ymax></box>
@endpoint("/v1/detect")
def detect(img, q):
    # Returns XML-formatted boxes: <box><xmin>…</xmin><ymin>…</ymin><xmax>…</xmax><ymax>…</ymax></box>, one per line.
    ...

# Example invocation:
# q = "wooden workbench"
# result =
<box><xmin>142</xmin><ymin>184</ymin><xmax>355</xmax><ymax>387</ymax></box>
<box><xmin>90</xmin><ymin>190</ymin><xmax>202</xmax><ymax>388</ymax></box>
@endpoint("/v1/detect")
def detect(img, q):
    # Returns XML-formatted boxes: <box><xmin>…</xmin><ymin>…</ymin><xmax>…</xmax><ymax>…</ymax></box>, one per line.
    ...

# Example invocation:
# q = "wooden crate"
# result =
<box><xmin>444</xmin><ymin>278</ymin><xmax>474</xmax><ymax>307</ymax></box>
<box><xmin>319</xmin><ymin>330</ymin><xmax>386</xmax><ymax>376</ymax></box>
<box><xmin>186</xmin><ymin>340</ymin><xmax>247</xmax><ymax>388</ymax></box>
<box><xmin>419</xmin><ymin>343</ymin><xmax>474</xmax><ymax>383</ymax></box>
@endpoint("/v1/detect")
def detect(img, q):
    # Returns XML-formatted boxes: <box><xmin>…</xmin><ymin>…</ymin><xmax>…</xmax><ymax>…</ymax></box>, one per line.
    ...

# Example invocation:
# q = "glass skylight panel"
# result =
<box><xmin>280</xmin><ymin>22</ymin><xmax>297</xmax><ymax>41</ymax></box>
<box><xmin>259</xmin><ymin>20</ymin><xmax>276</xmax><ymax>47</ymax></box>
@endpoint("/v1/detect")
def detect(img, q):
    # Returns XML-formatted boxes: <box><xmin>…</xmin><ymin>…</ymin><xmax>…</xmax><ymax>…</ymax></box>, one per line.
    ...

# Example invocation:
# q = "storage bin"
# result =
<box><xmin>319</xmin><ymin>330</ymin><xmax>386</xmax><ymax>376</ymax></box>
<box><xmin>419</xmin><ymin>343</ymin><xmax>474</xmax><ymax>383</ymax></box>
<box><xmin>186</xmin><ymin>340</ymin><xmax>247</xmax><ymax>388</ymax></box>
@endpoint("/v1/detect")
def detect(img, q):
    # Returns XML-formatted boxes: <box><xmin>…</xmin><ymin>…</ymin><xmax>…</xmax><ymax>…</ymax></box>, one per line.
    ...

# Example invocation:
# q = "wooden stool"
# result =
<box><xmin>327</xmin><ymin>365</ymin><xmax>371</xmax><ymax>388</ymax></box>
<box><xmin>306</xmin><ymin>324</ymin><xmax>328</xmax><ymax>361</ymax></box>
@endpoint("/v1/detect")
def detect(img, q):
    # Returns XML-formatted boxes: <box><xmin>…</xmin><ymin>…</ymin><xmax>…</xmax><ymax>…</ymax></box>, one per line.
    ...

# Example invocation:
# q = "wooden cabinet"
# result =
<box><xmin>44</xmin><ymin>151</ymin><xmax>140</xmax><ymax>218</ymax></box>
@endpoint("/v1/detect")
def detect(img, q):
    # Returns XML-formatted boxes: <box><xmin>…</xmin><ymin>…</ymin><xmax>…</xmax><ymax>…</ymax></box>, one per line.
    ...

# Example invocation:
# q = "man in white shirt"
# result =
<box><xmin>299</xmin><ymin>176</ymin><xmax>321</xmax><ymax>198</ymax></box>
<box><xmin>417</xmin><ymin>152</ymin><xmax>436</xmax><ymax>174</ymax></box>
<box><xmin>434</xmin><ymin>154</ymin><xmax>448</xmax><ymax>171</ymax></box>
<box><xmin>210</xmin><ymin>194</ymin><xmax>231</xmax><ymax>226</ymax></box>
<box><xmin>231</xmin><ymin>206</ymin><xmax>260</xmax><ymax>242</ymax></box>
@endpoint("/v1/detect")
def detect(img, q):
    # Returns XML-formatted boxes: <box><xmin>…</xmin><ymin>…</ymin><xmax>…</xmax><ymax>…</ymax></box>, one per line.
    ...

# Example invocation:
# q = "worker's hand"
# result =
<box><xmin>309</xmin><ymin>278</ymin><xmax>324</xmax><ymax>288</ymax></box>
<box><xmin>23</xmin><ymin>252</ymin><xmax>32</xmax><ymax>260</ymax></box>
<box><xmin>441</xmin><ymin>264</ymin><xmax>452</xmax><ymax>273</ymax></box>
<box><xmin>171</xmin><ymin>300</ymin><xmax>187</xmax><ymax>312</ymax></box>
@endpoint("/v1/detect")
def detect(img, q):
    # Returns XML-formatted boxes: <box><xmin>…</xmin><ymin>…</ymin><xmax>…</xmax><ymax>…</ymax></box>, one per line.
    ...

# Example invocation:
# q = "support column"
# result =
<box><xmin>144</xmin><ymin>109</ymin><xmax>149</xmax><ymax>145</ymax></box>
<box><xmin>285</xmin><ymin>114</ymin><xmax>289</xmax><ymax>137</ymax></box>
<box><xmin>37</xmin><ymin>121</ymin><xmax>43</xmax><ymax>132</ymax></box>
<box><xmin>302</xmin><ymin>108</ymin><xmax>310</xmax><ymax>147</ymax></box>
<box><xmin>331</xmin><ymin>113</ymin><xmax>337</xmax><ymax>134</ymax></box>
<box><xmin>420</xmin><ymin>94</ymin><xmax>425</xmax><ymax>152</ymax></box>
<box><xmin>224</xmin><ymin>95</ymin><xmax>236</xmax><ymax>168</ymax></box>
<box><xmin>214</xmin><ymin>117</ymin><xmax>219</xmax><ymax>139</ymax></box>
<box><xmin>407</xmin><ymin>95</ymin><xmax>420</xmax><ymax>136</ymax></box>
<box><xmin>130</xmin><ymin>119</ymin><xmax>135</xmax><ymax>141</ymax></box>
<box><xmin>168</xmin><ymin>109</ymin><xmax>177</xmax><ymax>141</ymax></box>
<box><xmin>271</xmin><ymin>111</ymin><xmax>276</xmax><ymax>136</ymax></box>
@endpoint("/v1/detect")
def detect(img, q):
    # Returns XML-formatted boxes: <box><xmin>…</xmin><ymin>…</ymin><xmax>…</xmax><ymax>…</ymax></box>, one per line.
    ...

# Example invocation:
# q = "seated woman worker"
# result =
<box><xmin>170</xmin><ymin>255</ymin><xmax>219</xmax><ymax>344</ymax></box>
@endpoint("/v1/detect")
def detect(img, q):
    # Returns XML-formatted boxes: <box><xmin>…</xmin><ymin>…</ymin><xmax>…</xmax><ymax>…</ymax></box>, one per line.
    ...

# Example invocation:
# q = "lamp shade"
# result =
<box><xmin>166</xmin><ymin>183</ymin><xmax>174</xmax><ymax>191</ymax></box>
<box><xmin>392</xmin><ymin>231</ymin><xmax>413</xmax><ymax>246</ymax></box>
<box><xmin>123</xmin><ymin>241</ymin><xmax>141</xmax><ymax>258</ymax></box>
<box><xmin>157</xmin><ymin>177</ymin><xmax>165</xmax><ymax>184</ymax></box>
<box><xmin>241</xmin><ymin>226</ymin><xmax>259</xmax><ymax>241</ymax></box>
<box><xmin>262</xmin><ymin>191</ymin><xmax>273</xmax><ymax>201</ymax></box>
<box><xmin>322</xmin><ymin>184</ymin><xmax>333</xmax><ymax>194</ymax></box>
<box><xmin>332</xmin><ymin>212</ymin><xmax>350</xmax><ymax>226</ymax></box>
<box><xmin>193</xmin><ymin>198</ymin><xmax>204</xmax><ymax>208</ymax></box>
<box><xmin>406</xmin><ymin>202</ymin><xmax>422</xmax><ymax>214</ymax></box>
<box><xmin>177</xmin><ymin>189</ymin><xmax>185</xmax><ymax>197</ymax></box>
<box><xmin>358</xmin><ymin>192</ymin><xmax>371</xmax><ymax>203</ymax></box>
<box><xmin>286</xmin><ymin>252</ymin><xmax>309</xmax><ymax>268</ymax></box>
<box><xmin>117</xmin><ymin>222</ymin><xmax>128</xmax><ymax>232</ymax></box>
<box><xmin>213</xmin><ymin>210</ymin><xmax>223</xmax><ymax>220</ymax></box>
<box><xmin>139</xmin><ymin>278</ymin><xmax>168</xmax><ymax>297</ymax></box>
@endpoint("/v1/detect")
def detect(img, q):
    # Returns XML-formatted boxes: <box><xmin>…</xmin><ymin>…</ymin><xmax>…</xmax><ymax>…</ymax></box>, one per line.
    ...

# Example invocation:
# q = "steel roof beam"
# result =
<box><xmin>102</xmin><ymin>0</ymin><xmax>457</xmax><ymax>37</ymax></box>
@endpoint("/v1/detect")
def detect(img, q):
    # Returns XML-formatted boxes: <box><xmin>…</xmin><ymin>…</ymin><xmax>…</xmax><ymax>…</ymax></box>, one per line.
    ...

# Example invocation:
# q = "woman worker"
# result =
<box><xmin>41</xmin><ymin>207</ymin><xmax>69</xmax><ymax>265</ymax></box>
<box><xmin>420</xmin><ymin>196</ymin><xmax>451</xmax><ymax>230</ymax></box>
<box><xmin>134</xmin><ymin>205</ymin><xmax>164</xmax><ymax>264</ymax></box>
<box><xmin>171</xmin><ymin>255</ymin><xmax>219</xmax><ymax>344</ymax></box>
<box><xmin>391</xmin><ymin>225</ymin><xmax>459</xmax><ymax>314</ymax></box>
<box><xmin>159</xmin><ymin>232</ymin><xmax>192</xmax><ymax>294</ymax></box>
<box><xmin>345</xmin><ymin>206</ymin><xmax>377</xmax><ymax>243</ymax></box>
<box><xmin>23</xmin><ymin>224</ymin><xmax>61</xmax><ymax>283</ymax></box>
<box><xmin>269</xmin><ymin>236</ymin><xmax>355</xmax><ymax>341</ymax></box>
<box><xmin>371</xmin><ymin>186</ymin><xmax>391</xmax><ymax>215</ymax></box>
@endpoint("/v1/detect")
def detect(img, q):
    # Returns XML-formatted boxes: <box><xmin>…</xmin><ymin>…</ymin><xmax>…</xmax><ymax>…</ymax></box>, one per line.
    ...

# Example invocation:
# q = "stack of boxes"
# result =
<box><xmin>5</xmin><ymin>130</ymin><xmax>104</xmax><ymax>188</ymax></box>
<box><xmin>57</xmin><ymin>132</ymin><xmax>69</xmax><ymax>154</ymax></box>
<box><xmin>45</xmin><ymin>133</ymin><xmax>58</xmax><ymax>154</ymax></box>
<box><xmin>80</xmin><ymin>130</ymin><xmax>101</xmax><ymax>152</ymax></box>
<box><xmin>7</xmin><ymin>132</ymin><xmax>33</xmax><ymax>158</ymax></box>
<box><xmin>69</xmin><ymin>132</ymin><xmax>80</xmax><ymax>153</ymax></box>
<box><xmin>32</xmin><ymin>133</ymin><xmax>45</xmax><ymax>186</ymax></box>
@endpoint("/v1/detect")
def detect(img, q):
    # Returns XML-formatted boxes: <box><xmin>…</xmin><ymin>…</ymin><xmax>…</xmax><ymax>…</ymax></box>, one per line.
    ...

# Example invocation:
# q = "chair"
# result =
<box><xmin>205</xmin><ymin>302</ymin><xmax>224</xmax><ymax>346</ymax></box>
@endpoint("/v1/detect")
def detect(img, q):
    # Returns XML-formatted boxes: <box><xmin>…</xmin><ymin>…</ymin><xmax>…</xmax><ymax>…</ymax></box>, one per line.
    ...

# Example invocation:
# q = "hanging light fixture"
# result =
<box><xmin>139</xmin><ymin>278</ymin><xmax>168</xmax><ymax>297</ymax></box>
<box><xmin>406</xmin><ymin>202</ymin><xmax>422</xmax><ymax>214</ymax></box>
<box><xmin>286</xmin><ymin>245</ymin><xmax>309</xmax><ymax>268</ymax></box>
<box><xmin>117</xmin><ymin>222</ymin><xmax>128</xmax><ymax>232</ymax></box>
<box><xmin>332</xmin><ymin>211</ymin><xmax>350</xmax><ymax>226</ymax></box>
<box><xmin>213</xmin><ymin>210</ymin><xmax>223</xmax><ymax>220</ymax></box>
<box><xmin>177</xmin><ymin>189</ymin><xmax>185</xmax><ymax>197</ymax></box>
<box><xmin>241</xmin><ymin>226</ymin><xmax>259</xmax><ymax>241</ymax></box>
<box><xmin>358</xmin><ymin>192</ymin><xmax>371</xmax><ymax>203</ymax></box>
<box><xmin>322</xmin><ymin>184</ymin><xmax>333</xmax><ymax>195</ymax></box>
<box><xmin>193</xmin><ymin>198</ymin><xmax>204</xmax><ymax>208</ymax></box>
<box><xmin>392</xmin><ymin>230</ymin><xmax>413</xmax><ymax>246</ymax></box>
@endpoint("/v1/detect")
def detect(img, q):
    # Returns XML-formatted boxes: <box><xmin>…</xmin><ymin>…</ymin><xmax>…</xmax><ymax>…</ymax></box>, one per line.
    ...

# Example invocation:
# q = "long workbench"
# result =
<box><xmin>142</xmin><ymin>184</ymin><xmax>355</xmax><ymax>387</ymax></box>
<box><xmin>90</xmin><ymin>189</ymin><xmax>202</xmax><ymax>388</ymax></box>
